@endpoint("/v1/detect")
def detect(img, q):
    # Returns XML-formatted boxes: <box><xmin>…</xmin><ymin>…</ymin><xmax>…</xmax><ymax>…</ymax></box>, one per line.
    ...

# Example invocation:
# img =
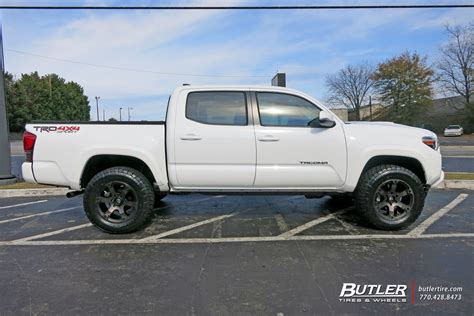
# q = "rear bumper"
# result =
<box><xmin>21</xmin><ymin>162</ymin><xmax>36</xmax><ymax>183</ymax></box>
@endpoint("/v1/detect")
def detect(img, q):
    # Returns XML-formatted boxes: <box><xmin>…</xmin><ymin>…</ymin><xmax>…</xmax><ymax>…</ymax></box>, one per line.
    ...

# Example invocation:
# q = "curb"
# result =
<box><xmin>0</xmin><ymin>188</ymin><xmax>70</xmax><ymax>198</ymax></box>
<box><xmin>435</xmin><ymin>180</ymin><xmax>474</xmax><ymax>190</ymax></box>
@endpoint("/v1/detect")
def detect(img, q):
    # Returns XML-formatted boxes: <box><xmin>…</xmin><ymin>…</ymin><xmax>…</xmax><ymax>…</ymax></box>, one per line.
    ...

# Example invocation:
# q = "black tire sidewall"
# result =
<box><xmin>356</xmin><ymin>165</ymin><xmax>425</xmax><ymax>230</ymax></box>
<box><xmin>84</xmin><ymin>167</ymin><xmax>154</xmax><ymax>233</ymax></box>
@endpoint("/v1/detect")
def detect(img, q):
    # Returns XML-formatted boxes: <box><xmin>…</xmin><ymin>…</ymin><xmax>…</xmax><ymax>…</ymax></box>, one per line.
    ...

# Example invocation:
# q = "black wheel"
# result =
<box><xmin>355</xmin><ymin>164</ymin><xmax>425</xmax><ymax>230</ymax></box>
<box><xmin>83</xmin><ymin>167</ymin><xmax>155</xmax><ymax>234</ymax></box>
<box><xmin>154</xmin><ymin>192</ymin><xmax>167</xmax><ymax>208</ymax></box>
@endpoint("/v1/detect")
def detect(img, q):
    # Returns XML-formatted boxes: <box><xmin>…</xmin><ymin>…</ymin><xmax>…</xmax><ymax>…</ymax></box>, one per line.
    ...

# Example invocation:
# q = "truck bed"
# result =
<box><xmin>23</xmin><ymin>121</ymin><xmax>168</xmax><ymax>191</ymax></box>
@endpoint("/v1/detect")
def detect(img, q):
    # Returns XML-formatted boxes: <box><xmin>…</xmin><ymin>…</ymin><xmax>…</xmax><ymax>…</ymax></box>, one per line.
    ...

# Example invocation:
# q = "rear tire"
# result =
<box><xmin>83</xmin><ymin>167</ymin><xmax>155</xmax><ymax>234</ymax></box>
<box><xmin>355</xmin><ymin>164</ymin><xmax>425</xmax><ymax>230</ymax></box>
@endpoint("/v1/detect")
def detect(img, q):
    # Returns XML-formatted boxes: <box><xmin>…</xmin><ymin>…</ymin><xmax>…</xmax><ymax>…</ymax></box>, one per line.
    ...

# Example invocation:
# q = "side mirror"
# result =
<box><xmin>308</xmin><ymin>112</ymin><xmax>336</xmax><ymax>128</ymax></box>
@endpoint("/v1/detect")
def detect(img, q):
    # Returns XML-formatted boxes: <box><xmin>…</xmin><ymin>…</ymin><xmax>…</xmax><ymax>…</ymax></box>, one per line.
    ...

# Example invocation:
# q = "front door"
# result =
<box><xmin>173</xmin><ymin>90</ymin><xmax>256</xmax><ymax>188</ymax></box>
<box><xmin>252</xmin><ymin>91</ymin><xmax>347</xmax><ymax>189</ymax></box>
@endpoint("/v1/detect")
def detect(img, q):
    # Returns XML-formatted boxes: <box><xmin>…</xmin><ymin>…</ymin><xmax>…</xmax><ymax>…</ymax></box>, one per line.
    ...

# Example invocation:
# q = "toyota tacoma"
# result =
<box><xmin>22</xmin><ymin>85</ymin><xmax>444</xmax><ymax>233</ymax></box>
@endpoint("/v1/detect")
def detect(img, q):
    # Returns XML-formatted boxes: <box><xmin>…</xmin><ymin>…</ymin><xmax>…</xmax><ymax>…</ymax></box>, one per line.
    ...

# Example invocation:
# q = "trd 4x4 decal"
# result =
<box><xmin>33</xmin><ymin>126</ymin><xmax>80</xmax><ymax>133</ymax></box>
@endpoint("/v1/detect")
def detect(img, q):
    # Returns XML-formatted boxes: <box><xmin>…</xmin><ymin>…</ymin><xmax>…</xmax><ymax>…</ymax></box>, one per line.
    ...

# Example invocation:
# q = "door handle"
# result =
<box><xmin>258</xmin><ymin>135</ymin><xmax>280</xmax><ymax>142</ymax></box>
<box><xmin>180</xmin><ymin>134</ymin><xmax>202</xmax><ymax>141</ymax></box>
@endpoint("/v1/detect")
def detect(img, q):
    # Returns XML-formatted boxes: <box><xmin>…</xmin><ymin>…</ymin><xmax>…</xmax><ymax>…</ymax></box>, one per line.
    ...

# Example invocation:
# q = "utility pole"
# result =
<box><xmin>103</xmin><ymin>109</ymin><xmax>105</xmax><ymax>121</ymax></box>
<box><xmin>369</xmin><ymin>95</ymin><xmax>373</xmax><ymax>121</ymax></box>
<box><xmin>94</xmin><ymin>96</ymin><xmax>100</xmax><ymax>121</ymax></box>
<box><xmin>0</xmin><ymin>19</ymin><xmax>15</xmax><ymax>185</ymax></box>
<box><xmin>119</xmin><ymin>107</ymin><xmax>123</xmax><ymax>121</ymax></box>
<box><xmin>127</xmin><ymin>107</ymin><xmax>133</xmax><ymax>121</ymax></box>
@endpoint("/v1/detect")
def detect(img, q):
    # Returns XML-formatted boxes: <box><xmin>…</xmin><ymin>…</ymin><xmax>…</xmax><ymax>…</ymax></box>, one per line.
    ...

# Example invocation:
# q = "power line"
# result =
<box><xmin>6</xmin><ymin>49</ymin><xmax>270</xmax><ymax>78</ymax></box>
<box><xmin>0</xmin><ymin>4</ymin><xmax>473</xmax><ymax>10</ymax></box>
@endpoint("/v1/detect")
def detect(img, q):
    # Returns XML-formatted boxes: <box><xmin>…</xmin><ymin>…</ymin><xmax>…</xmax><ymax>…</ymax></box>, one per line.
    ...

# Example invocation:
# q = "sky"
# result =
<box><xmin>1</xmin><ymin>0</ymin><xmax>473</xmax><ymax>120</ymax></box>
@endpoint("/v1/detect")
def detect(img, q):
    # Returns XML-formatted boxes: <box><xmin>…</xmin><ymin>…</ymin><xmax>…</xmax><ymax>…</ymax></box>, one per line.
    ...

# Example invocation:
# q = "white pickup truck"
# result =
<box><xmin>22</xmin><ymin>85</ymin><xmax>443</xmax><ymax>233</ymax></box>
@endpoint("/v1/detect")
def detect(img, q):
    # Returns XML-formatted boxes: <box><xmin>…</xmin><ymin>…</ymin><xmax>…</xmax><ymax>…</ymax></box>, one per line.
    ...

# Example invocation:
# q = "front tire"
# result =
<box><xmin>83</xmin><ymin>167</ymin><xmax>155</xmax><ymax>234</ymax></box>
<box><xmin>355</xmin><ymin>164</ymin><xmax>425</xmax><ymax>230</ymax></box>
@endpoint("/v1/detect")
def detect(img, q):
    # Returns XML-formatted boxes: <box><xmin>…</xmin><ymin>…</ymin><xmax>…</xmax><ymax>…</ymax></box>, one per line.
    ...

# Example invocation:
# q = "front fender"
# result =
<box><xmin>344</xmin><ymin>146</ymin><xmax>429</xmax><ymax>192</ymax></box>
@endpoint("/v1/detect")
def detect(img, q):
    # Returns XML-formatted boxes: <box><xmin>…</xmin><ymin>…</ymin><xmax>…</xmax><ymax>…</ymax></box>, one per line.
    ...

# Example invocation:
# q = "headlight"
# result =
<box><xmin>422</xmin><ymin>136</ymin><xmax>438</xmax><ymax>150</ymax></box>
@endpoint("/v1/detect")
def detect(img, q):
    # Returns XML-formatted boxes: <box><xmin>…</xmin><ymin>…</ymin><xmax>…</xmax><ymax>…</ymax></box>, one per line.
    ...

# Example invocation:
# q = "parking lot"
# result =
<box><xmin>0</xmin><ymin>189</ymin><xmax>472</xmax><ymax>314</ymax></box>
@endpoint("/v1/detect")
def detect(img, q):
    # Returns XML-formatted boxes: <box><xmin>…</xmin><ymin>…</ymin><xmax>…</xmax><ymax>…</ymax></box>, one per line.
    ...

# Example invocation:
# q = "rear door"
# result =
<box><xmin>171</xmin><ymin>90</ymin><xmax>256</xmax><ymax>188</ymax></box>
<box><xmin>252</xmin><ymin>91</ymin><xmax>347</xmax><ymax>189</ymax></box>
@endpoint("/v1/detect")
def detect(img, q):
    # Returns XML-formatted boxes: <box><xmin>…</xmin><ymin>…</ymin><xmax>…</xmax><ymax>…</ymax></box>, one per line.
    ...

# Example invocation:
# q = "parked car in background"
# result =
<box><xmin>444</xmin><ymin>125</ymin><xmax>464</xmax><ymax>136</ymax></box>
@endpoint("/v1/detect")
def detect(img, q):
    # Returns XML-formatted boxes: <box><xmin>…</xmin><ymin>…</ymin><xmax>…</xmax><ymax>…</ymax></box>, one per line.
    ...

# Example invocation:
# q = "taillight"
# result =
<box><xmin>23</xmin><ymin>131</ymin><xmax>36</xmax><ymax>162</ymax></box>
<box><xmin>422</xmin><ymin>136</ymin><xmax>438</xmax><ymax>151</ymax></box>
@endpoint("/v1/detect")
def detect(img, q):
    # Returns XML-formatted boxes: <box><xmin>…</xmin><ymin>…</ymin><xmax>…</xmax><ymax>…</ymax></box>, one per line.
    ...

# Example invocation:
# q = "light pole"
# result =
<box><xmin>127</xmin><ymin>107</ymin><xmax>133</xmax><ymax>121</ymax></box>
<box><xmin>0</xmin><ymin>19</ymin><xmax>15</xmax><ymax>185</ymax></box>
<box><xmin>103</xmin><ymin>108</ymin><xmax>105</xmax><ymax>121</ymax></box>
<box><xmin>94</xmin><ymin>96</ymin><xmax>100</xmax><ymax>121</ymax></box>
<box><xmin>119</xmin><ymin>107</ymin><xmax>123</xmax><ymax>121</ymax></box>
<box><xmin>369</xmin><ymin>95</ymin><xmax>372</xmax><ymax>121</ymax></box>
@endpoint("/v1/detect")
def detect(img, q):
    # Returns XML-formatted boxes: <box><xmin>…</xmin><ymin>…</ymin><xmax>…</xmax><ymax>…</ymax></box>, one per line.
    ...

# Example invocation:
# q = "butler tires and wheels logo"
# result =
<box><xmin>339</xmin><ymin>283</ymin><xmax>408</xmax><ymax>303</ymax></box>
<box><xmin>33</xmin><ymin>126</ymin><xmax>80</xmax><ymax>133</ymax></box>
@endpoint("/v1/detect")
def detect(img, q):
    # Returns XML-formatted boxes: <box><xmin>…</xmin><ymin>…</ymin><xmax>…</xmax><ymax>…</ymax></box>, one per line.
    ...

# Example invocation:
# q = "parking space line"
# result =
<box><xmin>140</xmin><ymin>212</ymin><xmax>238</xmax><ymax>241</ymax></box>
<box><xmin>0</xmin><ymin>233</ymin><xmax>473</xmax><ymax>246</ymax></box>
<box><xmin>0</xmin><ymin>206</ymin><xmax>82</xmax><ymax>224</ymax></box>
<box><xmin>333</xmin><ymin>216</ymin><xmax>359</xmax><ymax>235</ymax></box>
<box><xmin>278</xmin><ymin>207</ymin><xmax>353</xmax><ymax>238</ymax></box>
<box><xmin>289</xmin><ymin>233</ymin><xmax>474</xmax><ymax>241</ymax></box>
<box><xmin>274</xmin><ymin>213</ymin><xmax>289</xmax><ymax>233</ymax></box>
<box><xmin>408</xmin><ymin>193</ymin><xmax>469</xmax><ymax>237</ymax></box>
<box><xmin>211</xmin><ymin>220</ymin><xmax>223</xmax><ymax>238</ymax></box>
<box><xmin>12</xmin><ymin>223</ymin><xmax>93</xmax><ymax>242</ymax></box>
<box><xmin>0</xmin><ymin>200</ymin><xmax>48</xmax><ymax>210</ymax></box>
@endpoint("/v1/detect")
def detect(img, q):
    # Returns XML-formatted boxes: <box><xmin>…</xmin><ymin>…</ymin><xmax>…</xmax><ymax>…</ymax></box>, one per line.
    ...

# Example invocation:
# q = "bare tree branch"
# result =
<box><xmin>325</xmin><ymin>63</ymin><xmax>374</xmax><ymax>120</ymax></box>
<box><xmin>437</xmin><ymin>23</ymin><xmax>474</xmax><ymax>106</ymax></box>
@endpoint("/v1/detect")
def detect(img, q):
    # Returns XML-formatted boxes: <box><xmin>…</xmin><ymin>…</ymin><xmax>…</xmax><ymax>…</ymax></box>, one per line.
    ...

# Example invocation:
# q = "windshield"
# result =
<box><xmin>447</xmin><ymin>125</ymin><xmax>461</xmax><ymax>129</ymax></box>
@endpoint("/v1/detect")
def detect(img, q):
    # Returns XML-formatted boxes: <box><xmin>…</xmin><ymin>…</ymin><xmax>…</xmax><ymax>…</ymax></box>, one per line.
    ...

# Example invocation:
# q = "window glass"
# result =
<box><xmin>186</xmin><ymin>92</ymin><xmax>247</xmax><ymax>125</ymax></box>
<box><xmin>257</xmin><ymin>92</ymin><xmax>320</xmax><ymax>127</ymax></box>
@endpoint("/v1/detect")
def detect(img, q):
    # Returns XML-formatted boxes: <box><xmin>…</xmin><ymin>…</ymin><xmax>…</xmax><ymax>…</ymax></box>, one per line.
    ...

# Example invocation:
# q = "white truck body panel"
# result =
<box><xmin>24</xmin><ymin>124</ymin><xmax>167</xmax><ymax>191</ymax></box>
<box><xmin>22</xmin><ymin>85</ymin><xmax>443</xmax><ymax>194</ymax></box>
<box><xmin>169</xmin><ymin>87</ymin><xmax>257</xmax><ymax>188</ymax></box>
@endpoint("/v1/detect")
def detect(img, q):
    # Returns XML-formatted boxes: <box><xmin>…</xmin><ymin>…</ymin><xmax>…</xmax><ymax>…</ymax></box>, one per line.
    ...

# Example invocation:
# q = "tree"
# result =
<box><xmin>325</xmin><ymin>63</ymin><xmax>374</xmax><ymax>121</ymax></box>
<box><xmin>372</xmin><ymin>52</ymin><xmax>434</xmax><ymax>123</ymax></box>
<box><xmin>5</xmin><ymin>72</ymin><xmax>90</xmax><ymax>132</ymax></box>
<box><xmin>437</xmin><ymin>24</ymin><xmax>473</xmax><ymax>105</ymax></box>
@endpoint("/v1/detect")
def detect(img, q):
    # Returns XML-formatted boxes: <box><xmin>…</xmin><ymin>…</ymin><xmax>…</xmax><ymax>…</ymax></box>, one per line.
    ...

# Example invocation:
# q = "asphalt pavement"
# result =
<box><xmin>442</xmin><ymin>157</ymin><xmax>474</xmax><ymax>173</ymax></box>
<box><xmin>439</xmin><ymin>135</ymin><xmax>474</xmax><ymax>146</ymax></box>
<box><xmin>0</xmin><ymin>190</ymin><xmax>472</xmax><ymax>314</ymax></box>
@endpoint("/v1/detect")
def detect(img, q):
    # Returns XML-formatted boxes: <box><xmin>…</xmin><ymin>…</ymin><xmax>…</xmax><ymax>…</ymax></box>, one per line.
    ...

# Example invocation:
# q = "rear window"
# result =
<box><xmin>447</xmin><ymin>125</ymin><xmax>460</xmax><ymax>129</ymax></box>
<box><xmin>186</xmin><ymin>91</ymin><xmax>247</xmax><ymax>125</ymax></box>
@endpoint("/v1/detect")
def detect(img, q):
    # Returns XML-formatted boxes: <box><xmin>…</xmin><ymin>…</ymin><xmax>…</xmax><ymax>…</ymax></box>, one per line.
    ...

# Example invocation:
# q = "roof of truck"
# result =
<box><xmin>173</xmin><ymin>85</ymin><xmax>302</xmax><ymax>93</ymax></box>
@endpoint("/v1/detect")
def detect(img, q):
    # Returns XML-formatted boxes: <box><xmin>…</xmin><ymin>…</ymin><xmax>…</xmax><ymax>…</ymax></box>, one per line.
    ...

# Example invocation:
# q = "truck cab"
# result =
<box><xmin>166</xmin><ymin>86</ymin><xmax>347</xmax><ymax>191</ymax></box>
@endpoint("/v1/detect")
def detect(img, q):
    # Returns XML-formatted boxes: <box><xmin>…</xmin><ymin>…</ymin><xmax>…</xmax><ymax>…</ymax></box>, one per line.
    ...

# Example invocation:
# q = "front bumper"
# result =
<box><xmin>429</xmin><ymin>171</ymin><xmax>445</xmax><ymax>189</ymax></box>
<box><xmin>21</xmin><ymin>162</ymin><xmax>36</xmax><ymax>183</ymax></box>
<box><xmin>444</xmin><ymin>131</ymin><xmax>462</xmax><ymax>136</ymax></box>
